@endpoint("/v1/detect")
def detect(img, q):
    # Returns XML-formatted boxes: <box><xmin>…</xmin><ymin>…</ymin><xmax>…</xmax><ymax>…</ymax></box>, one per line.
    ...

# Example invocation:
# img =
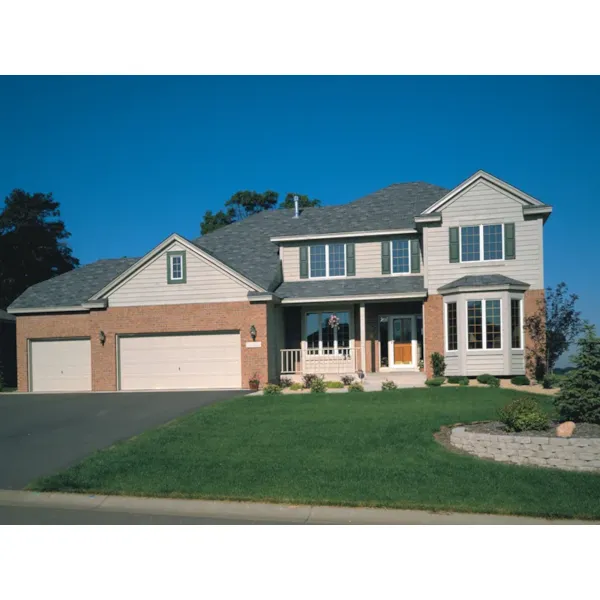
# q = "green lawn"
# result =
<box><xmin>29</xmin><ymin>388</ymin><xmax>600</xmax><ymax>519</ymax></box>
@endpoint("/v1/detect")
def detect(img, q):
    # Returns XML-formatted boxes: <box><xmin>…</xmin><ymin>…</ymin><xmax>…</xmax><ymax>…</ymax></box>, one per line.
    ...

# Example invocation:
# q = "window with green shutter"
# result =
<box><xmin>346</xmin><ymin>243</ymin><xmax>355</xmax><ymax>276</ymax></box>
<box><xmin>504</xmin><ymin>222</ymin><xmax>516</xmax><ymax>260</ymax></box>
<box><xmin>410</xmin><ymin>239</ymin><xmax>420</xmax><ymax>273</ymax></box>
<box><xmin>449</xmin><ymin>227</ymin><xmax>459</xmax><ymax>263</ymax></box>
<box><xmin>299</xmin><ymin>246</ymin><xmax>309</xmax><ymax>279</ymax></box>
<box><xmin>381</xmin><ymin>241</ymin><xmax>390</xmax><ymax>274</ymax></box>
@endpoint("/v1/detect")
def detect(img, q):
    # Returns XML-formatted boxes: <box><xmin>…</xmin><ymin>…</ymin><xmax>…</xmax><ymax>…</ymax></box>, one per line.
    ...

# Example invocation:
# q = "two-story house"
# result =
<box><xmin>8</xmin><ymin>170</ymin><xmax>551</xmax><ymax>392</ymax></box>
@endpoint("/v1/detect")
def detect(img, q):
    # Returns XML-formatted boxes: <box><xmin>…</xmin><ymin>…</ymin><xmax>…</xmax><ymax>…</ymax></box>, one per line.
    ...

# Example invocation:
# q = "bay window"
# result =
<box><xmin>511</xmin><ymin>298</ymin><xmax>523</xmax><ymax>349</ymax></box>
<box><xmin>446</xmin><ymin>302</ymin><xmax>458</xmax><ymax>351</ymax></box>
<box><xmin>467</xmin><ymin>299</ymin><xmax>502</xmax><ymax>350</ymax></box>
<box><xmin>305</xmin><ymin>311</ymin><xmax>350</xmax><ymax>355</ymax></box>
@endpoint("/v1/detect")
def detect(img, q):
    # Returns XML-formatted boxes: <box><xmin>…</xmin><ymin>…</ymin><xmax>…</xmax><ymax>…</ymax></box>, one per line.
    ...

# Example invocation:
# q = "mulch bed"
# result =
<box><xmin>464</xmin><ymin>420</ymin><xmax>600</xmax><ymax>439</ymax></box>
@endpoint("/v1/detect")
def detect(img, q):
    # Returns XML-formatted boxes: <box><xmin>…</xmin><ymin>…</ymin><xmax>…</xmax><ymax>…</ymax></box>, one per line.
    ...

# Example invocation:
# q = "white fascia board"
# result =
<box><xmin>7</xmin><ymin>305</ymin><xmax>91</xmax><ymax>315</ymax></box>
<box><xmin>89</xmin><ymin>233</ymin><xmax>265</xmax><ymax>300</ymax></box>
<box><xmin>280</xmin><ymin>291</ymin><xmax>427</xmax><ymax>304</ymax></box>
<box><xmin>270</xmin><ymin>229</ymin><xmax>417</xmax><ymax>243</ymax></box>
<box><xmin>439</xmin><ymin>284</ymin><xmax>529</xmax><ymax>296</ymax></box>
<box><xmin>414</xmin><ymin>215</ymin><xmax>442</xmax><ymax>224</ymax></box>
<box><xmin>523</xmin><ymin>205</ymin><xmax>553</xmax><ymax>216</ymax></box>
<box><xmin>422</xmin><ymin>170</ymin><xmax>545</xmax><ymax>215</ymax></box>
<box><xmin>248</xmin><ymin>293</ymin><xmax>280</xmax><ymax>303</ymax></box>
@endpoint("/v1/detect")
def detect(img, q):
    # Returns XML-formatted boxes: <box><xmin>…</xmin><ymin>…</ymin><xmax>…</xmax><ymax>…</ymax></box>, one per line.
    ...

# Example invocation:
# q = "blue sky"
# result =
<box><xmin>1</xmin><ymin>76</ymin><xmax>599</xmax><ymax>345</ymax></box>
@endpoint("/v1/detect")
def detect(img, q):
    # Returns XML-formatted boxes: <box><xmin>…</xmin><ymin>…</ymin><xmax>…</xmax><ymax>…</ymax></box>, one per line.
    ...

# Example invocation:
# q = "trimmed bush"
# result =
<box><xmin>431</xmin><ymin>352</ymin><xmax>446</xmax><ymax>378</ymax></box>
<box><xmin>302</xmin><ymin>373</ymin><xmax>320</xmax><ymax>389</ymax></box>
<box><xmin>542</xmin><ymin>375</ymin><xmax>554</xmax><ymax>389</ymax></box>
<box><xmin>340</xmin><ymin>374</ymin><xmax>355</xmax><ymax>386</ymax></box>
<box><xmin>477</xmin><ymin>373</ymin><xmax>500</xmax><ymax>387</ymax></box>
<box><xmin>459</xmin><ymin>377</ymin><xmax>469</xmax><ymax>386</ymax></box>
<box><xmin>425</xmin><ymin>377</ymin><xmax>445</xmax><ymax>387</ymax></box>
<box><xmin>325</xmin><ymin>381</ymin><xmax>344</xmax><ymax>389</ymax></box>
<box><xmin>498</xmin><ymin>397</ymin><xmax>550</xmax><ymax>432</ymax></box>
<box><xmin>279</xmin><ymin>377</ymin><xmax>293</xmax><ymax>388</ymax></box>
<box><xmin>510</xmin><ymin>375</ymin><xmax>530</xmax><ymax>386</ymax></box>
<box><xmin>263</xmin><ymin>384</ymin><xmax>282</xmax><ymax>395</ymax></box>
<box><xmin>555</xmin><ymin>325</ymin><xmax>600</xmax><ymax>424</ymax></box>
<box><xmin>447</xmin><ymin>376</ymin><xmax>467</xmax><ymax>385</ymax></box>
<box><xmin>347</xmin><ymin>382</ymin><xmax>364</xmax><ymax>392</ymax></box>
<box><xmin>289</xmin><ymin>382</ymin><xmax>303</xmax><ymax>391</ymax></box>
<box><xmin>381</xmin><ymin>379</ymin><xmax>398</xmax><ymax>391</ymax></box>
<box><xmin>310</xmin><ymin>376</ymin><xmax>327</xmax><ymax>394</ymax></box>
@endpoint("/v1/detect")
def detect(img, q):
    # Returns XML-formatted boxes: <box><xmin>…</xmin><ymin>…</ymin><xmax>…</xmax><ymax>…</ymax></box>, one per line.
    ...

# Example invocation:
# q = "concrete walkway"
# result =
<box><xmin>0</xmin><ymin>490</ymin><xmax>595</xmax><ymax>525</ymax></box>
<box><xmin>362</xmin><ymin>371</ymin><xmax>427</xmax><ymax>391</ymax></box>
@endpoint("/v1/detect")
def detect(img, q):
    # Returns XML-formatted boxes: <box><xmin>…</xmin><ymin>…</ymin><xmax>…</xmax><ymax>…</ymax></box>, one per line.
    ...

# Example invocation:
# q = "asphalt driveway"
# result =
<box><xmin>0</xmin><ymin>390</ymin><xmax>245</xmax><ymax>489</ymax></box>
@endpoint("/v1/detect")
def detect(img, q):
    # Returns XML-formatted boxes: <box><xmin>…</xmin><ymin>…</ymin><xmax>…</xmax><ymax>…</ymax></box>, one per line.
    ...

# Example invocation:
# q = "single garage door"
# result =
<box><xmin>30</xmin><ymin>339</ymin><xmax>92</xmax><ymax>392</ymax></box>
<box><xmin>119</xmin><ymin>333</ymin><xmax>242</xmax><ymax>391</ymax></box>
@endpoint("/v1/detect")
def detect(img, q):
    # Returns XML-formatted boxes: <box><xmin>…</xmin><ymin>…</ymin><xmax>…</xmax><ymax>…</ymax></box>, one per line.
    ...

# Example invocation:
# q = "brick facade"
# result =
<box><xmin>16</xmin><ymin>301</ymin><xmax>269</xmax><ymax>392</ymax></box>
<box><xmin>524</xmin><ymin>288</ymin><xmax>545</xmax><ymax>379</ymax></box>
<box><xmin>423</xmin><ymin>294</ymin><xmax>444</xmax><ymax>378</ymax></box>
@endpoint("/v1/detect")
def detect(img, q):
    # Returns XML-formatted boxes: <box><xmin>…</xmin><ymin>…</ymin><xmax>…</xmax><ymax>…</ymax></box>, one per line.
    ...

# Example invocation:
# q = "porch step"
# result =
<box><xmin>362</xmin><ymin>372</ymin><xmax>427</xmax><ymax>391</ymax></box>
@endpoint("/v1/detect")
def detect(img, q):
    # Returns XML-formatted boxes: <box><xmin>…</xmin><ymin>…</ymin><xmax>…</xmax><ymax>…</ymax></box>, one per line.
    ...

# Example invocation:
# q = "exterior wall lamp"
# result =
<box><xmin>99</xmin><ymin>330</ymin><xmax>106</xmax><ymax>346</ymax></box>
<box><xmin>249</xmin><ymin>325</ymin><xmax>257</xmax><ymax>341</ymax></box>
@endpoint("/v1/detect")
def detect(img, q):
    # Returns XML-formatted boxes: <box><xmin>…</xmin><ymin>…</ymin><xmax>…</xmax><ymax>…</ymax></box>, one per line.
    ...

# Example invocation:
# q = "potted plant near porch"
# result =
<box><xmin>249</xmin><ymin>372</ymin><xmax>260</xmax><ymax>391</ymax></box>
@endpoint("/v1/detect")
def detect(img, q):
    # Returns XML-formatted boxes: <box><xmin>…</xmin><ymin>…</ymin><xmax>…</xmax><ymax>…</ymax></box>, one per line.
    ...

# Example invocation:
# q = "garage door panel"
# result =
<box><xmin>31</xmin><ymin>339</ymin><xmax>92</xmax><ymax>392</ymax></box>
<box><xmin>119</xmin><ymin>333</ymin><xmax>241</xmax><ymax>390</ymax></box>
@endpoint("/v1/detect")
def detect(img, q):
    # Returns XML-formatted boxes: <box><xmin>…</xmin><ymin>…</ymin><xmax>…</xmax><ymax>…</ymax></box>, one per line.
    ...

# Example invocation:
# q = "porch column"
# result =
<box><xmin>359</xmin><ymin>302</ymin><xmax>366</xmax><ymax>373</ymax></box>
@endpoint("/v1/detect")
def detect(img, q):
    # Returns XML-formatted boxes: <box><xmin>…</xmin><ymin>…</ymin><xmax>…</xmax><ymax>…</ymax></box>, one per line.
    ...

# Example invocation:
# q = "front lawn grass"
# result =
<box><xmin>28</xmin><ymin>388</ymin><xmax>600</xmax><ymax>519</ymax></box>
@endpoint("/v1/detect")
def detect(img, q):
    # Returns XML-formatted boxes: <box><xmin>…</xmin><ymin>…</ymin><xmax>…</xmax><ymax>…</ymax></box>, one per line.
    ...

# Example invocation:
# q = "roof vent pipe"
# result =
<box><xmin>293</xmin><ymin>195</ymin><xmax>300</xmax><ymax>218</ymax></box>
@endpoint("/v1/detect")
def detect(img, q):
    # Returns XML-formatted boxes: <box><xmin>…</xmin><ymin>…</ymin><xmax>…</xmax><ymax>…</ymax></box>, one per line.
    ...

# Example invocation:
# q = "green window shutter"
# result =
<box><xmin>299</xmin><ymin>246</ymin><xmax>309</xmax><ymax>279</ymax></box>
<box><xmin>449</xmin><ymin>227</ymin><xmax>459</xmax><ymax>263</ymax></box>
<box><xmin>346</xmin><ymin>243</ymin><xmax>355</xmax><ymax>276</ymax></box>
<box><xmin>504</xmin><ymin>223</ymin><xmax>516</xmax><ymax>260</ymax></box>
<box><xmin>410</xmin><ymin>239</ymin><xmax>420</xmax><ymax>273</ymax></box>
<box><xmin>381</xmin><ymin>241</ymin><xmax>390</xmax><ymax>275</ymax></box>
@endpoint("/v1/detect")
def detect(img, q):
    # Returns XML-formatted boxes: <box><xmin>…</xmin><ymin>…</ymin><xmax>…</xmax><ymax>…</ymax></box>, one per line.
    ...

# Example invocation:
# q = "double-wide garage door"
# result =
<box><xmin>30</xmin><ymin>339</ymin><xmax>92</xmax><ymax>392</ymax></box>
<box><xmin>119</xmin><ymin>333</ymin><xmax>242</xmax><ymax>391</ymax></box>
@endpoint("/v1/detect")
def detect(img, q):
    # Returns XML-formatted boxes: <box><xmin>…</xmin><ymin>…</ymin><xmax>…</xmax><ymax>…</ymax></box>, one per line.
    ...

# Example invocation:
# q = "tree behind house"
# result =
<box><xmin>0</xmin><ymin>189</ymin><xmax>79</xmax><ymax>310</ymax></box>
<box><xmin>524</xmin><ymin>282</ymin><xmax>585</xmax><ymax>377</ymax></box>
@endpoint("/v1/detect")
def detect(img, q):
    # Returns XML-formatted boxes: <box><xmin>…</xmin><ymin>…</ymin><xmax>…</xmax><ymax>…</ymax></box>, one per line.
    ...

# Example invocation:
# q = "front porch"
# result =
<box><xmin>278</xmin><ymin>300</ymin><xmax>425</xmax><ymax>378</ymax></box>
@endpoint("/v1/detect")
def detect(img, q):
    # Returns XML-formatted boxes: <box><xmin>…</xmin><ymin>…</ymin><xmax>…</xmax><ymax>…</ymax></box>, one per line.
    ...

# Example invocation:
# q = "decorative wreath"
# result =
<box><xmin>328</xmin><ymin>314</ymin><xmax>340</xmax><ymax>330</ymax></box>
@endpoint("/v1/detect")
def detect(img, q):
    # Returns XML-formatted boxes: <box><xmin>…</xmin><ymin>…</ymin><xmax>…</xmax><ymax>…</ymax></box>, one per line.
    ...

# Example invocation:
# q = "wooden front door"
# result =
<box><xmin>392</xmin><ymin>317</ymin><xmax>413</xmax><ymax>365</ymax></box>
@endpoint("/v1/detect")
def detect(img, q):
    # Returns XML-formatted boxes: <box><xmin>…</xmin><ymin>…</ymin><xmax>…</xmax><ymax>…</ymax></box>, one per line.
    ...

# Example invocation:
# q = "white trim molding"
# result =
<box><xmin>270</xmin><ymin>228</ymin><xmax>417</xmax><ymax>243</ymax></box>
<box><xmin>414</xmin><ymin>214</ymin><xmax>442</xmax><ymax>224</ymax></box>
<box><xmin>281</xmin><ymin>291</ymin><xmax>428</xmax><ymax>304</ymax></box>
<box><xmin>523</xmin><ymin>205</ymin><xmax>553</xmax><ymax>217</ymax></box>
<box><xmin>439</xmin><ymin>283</ymin><xmax>529</xmax><ymax>296</ymax></box>
<box><xmin>422</xmin><ymin>170</ymin><xmax>545</xmax><ymax>215</ymax></box>
<box><xmin>8</xmin><ymin>305</ymin><xmax>92</xmax><ymax>315</ymax></box>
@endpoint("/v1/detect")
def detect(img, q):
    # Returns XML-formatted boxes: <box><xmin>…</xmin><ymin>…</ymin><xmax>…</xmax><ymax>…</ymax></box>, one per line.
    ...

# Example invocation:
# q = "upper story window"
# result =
<box><xmin>309</xmin><ymin>243</ymin><xmax>346</xmax><ymax>278</ymax></box>
<box><xmin>460</xmin><ymin>224</ymin><xmax>504</xmax><ymax>262</ymax></box>
<box><xmin>391</xmin><ymin>240</ymin><xmax>410</xmax><ymax>273</ymax></box>
<box><xmin>167</xmin><ymin>251</ymin><xmax>186</xmax><ymax>284</ymax></box>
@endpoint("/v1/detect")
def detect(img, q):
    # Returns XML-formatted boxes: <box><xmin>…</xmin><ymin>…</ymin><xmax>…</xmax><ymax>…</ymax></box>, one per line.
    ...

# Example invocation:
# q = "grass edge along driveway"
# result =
<box><xmin>28</xmin><ymin>388</ymin><xmax>600</xmax><ymax>520</ymax></box>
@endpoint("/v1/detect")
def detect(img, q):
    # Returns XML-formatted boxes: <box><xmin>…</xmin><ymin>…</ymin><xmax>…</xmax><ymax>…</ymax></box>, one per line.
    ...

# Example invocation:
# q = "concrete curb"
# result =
<box><xmin>0</xmin><ymin>490</ymin><xmax>596</xmax><ymax>524</ymax></box>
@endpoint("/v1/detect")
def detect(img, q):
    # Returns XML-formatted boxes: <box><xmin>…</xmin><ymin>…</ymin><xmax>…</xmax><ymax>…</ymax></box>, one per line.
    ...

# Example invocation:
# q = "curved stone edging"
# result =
<box><xmin>450</xmin><ymin>427</ymin><xmax>600</xmax><ymax>472</ymax></box>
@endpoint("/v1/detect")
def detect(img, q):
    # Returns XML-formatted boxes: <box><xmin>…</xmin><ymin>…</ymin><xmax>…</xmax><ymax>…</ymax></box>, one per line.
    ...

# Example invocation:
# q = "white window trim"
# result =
<box><xmin>466</xmin><ymin>298</ymin><xmax>503</xmax><ymax>352</ymax></box>
<box><xmin>444</xmin><ymin>301</ymin><xmax>458</xmax><ymax>353</ymax></box>
<box><xmin>304</xmin><ymin>309</ymin><xmax>351</xmax><ymax>355</ymax></box>
<box><xmin>170</xmin><ymin>254</ymin><xmax>184</xmax><ymax>281</ymax></box>
<box><xmin>309</xmin><ymin>243</ymin><xmax>347</xmax><ymax>279</ymax></box>
<box><xmin>459</xmin><ymin>223</ymin><xmax>505</xmax><ymax>263</ymax></box>
<box><xmin>390</xmin><ymin>239</ymin><xmax>412</xmax><ymax>276</ymax></box>
<box><xmin>510</xmin><ymin>296</ymin><xmax>524</xmax><ymax>350</ymax></box>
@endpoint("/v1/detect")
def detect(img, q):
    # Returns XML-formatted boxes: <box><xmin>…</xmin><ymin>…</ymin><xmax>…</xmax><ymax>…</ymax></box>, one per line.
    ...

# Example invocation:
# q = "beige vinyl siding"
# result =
<box><xmin>281</xmin><ymin>236</ymin><xmax>422</xmax><ymax>282</ymax></box>
<box><xmin>30</xmin><ymin>339</ymin><xmax>91</xmax><ymax>392</ymax></box>
<box><xmin>425</xmin><ymin>180</ymin><xmax>544</xmax><ymax>294</ymax></box>
<box><xmin>118</xmin><ymin>333</ymin><xmax>242</xmax><ymax>390</ymax></box>
<box><xmin>108</xmin><ymin>241</ymin><xmax>252</xmax><ymax>307</ymax></box>
<box><xmin>464</xmin><ymin>352</ymin><xmax>504</xmax><ymax>377</ymax></box>
<box><xmin>511</xmin><ymin>352</ymin><xmax>525</xmax><ymax>375</ymax></box>
<box><xmin>445</xmin><ymin>354</ymin><xmax>460</xmax><ymax>376</ymax></box>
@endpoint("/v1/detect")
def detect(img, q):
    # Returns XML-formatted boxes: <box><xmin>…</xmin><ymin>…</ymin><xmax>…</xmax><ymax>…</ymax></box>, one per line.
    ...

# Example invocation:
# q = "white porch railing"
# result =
<box><xmin>280</xmin><ymin>347</ymin><xmax>356</xmax><ymax>375</ymax></box>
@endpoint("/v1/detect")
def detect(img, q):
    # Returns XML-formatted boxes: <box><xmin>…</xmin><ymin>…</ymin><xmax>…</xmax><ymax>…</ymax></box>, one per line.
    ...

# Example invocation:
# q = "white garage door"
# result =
<box><xmin>119</xmin><ymin>333</ymin><xmax>242</xmax><ymax>391</ymax></box>
<box><xmin>30</xmin><ymin>339</ymin><xmax>92</xmax><ymax>392</ymax></box>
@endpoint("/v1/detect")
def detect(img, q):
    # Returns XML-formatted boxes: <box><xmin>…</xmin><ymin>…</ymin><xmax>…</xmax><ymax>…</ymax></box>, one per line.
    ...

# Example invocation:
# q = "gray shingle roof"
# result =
<box><xmin>193</xmin><ymin>182</ymin><xmax>448</xmax><ymax>291</ymax></box>
<box><xmin>438</xmin><ymin>274</ymin><xmax>529</xmax><ymax>291</ymax></box>
<box><xmin>0</xmin><ymin>309</ymin><xmax>16</xmax><ymax>322</ymax></box>
<box><xmin>9</xmin><ymin>181</ymin><xmax>447</xmax><ymax>308</ymax></box>
<box><xmin>275</xmin><ymin>276</ymin><xmax>426</xmax><ymax>299</ymax></box>
<box><xmin>8</xmin><ymin>258</ymin><xmax>139</xmax><ymax>310</ymax></box>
